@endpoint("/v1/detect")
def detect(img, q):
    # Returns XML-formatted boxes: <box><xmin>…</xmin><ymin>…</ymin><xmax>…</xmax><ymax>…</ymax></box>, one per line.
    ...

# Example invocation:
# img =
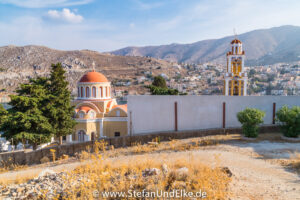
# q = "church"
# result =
<box><xmin>66</xmin><ymin>70</ymin><xmax>128</xmax><ymax>143</ymax></box>
<box><xmin>223</xmin><ymin>38</ymin><xmax>248</xmax><ymax>96</ymax></box>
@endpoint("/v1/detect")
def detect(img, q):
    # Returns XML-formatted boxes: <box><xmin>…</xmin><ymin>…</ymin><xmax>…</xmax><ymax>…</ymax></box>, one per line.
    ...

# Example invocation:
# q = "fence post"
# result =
<box><xmin>272</xmin><ymin>103</ymin><xmax>276</xmax><ymax>124</ymax></box>
<box><xmin>175</xmin><ymin>102</ymin><xmax>178</xmax><ymax>131</ymax></box>
<box><xmin>223</xmin><ymin>102</ymin><xmax>226</xmax><ymax>128</ymax></box>
<box><xmin>129</xmin><ymin>111</ymin><xmax>133</xmax><ymax>145</ymax></box>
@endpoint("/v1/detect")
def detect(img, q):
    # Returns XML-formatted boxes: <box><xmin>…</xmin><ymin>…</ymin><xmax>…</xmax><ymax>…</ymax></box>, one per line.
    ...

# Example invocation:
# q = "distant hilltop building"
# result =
<box><xmin>68</xmin><ymin>70</ymin><xmax>128</xmax><ymax>143</ymax></box>
<box><xmin>223</xmin><ymin>39</ymin><xmax>248</xmax><ymax>96</ymax></box>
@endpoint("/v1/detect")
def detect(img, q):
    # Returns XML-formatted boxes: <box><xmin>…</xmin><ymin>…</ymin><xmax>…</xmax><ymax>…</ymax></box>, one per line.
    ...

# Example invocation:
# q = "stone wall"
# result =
<box><xmin>0</xmin><ymin>125</ymin><xmax>279</xmax><ymax>166</ymax></box>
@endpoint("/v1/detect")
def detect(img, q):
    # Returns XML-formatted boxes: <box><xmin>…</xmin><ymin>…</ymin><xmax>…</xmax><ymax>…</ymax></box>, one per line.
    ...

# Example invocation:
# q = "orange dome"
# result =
<box><xmin>231</xmin><ymin>39</ymin><xmax>242</xmax><ymax>44</ymax></box>
<box><xmin>79</xmin><ymin>71</ymin><xmax>108</xmax><ymax>83</ymax></box>
<box><xmin>78</xmin><ymin>106</ymin><xmax>92</xmax><ymax>113</ymax></box>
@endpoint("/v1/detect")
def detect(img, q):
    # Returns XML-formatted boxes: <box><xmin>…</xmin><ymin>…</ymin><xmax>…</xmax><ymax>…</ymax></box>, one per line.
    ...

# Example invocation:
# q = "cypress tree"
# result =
<box><xmin>0</xmin><ymin>104</ymin><xmax>8</xmax><ymax>136</ymax></box>
<box><xmin>47</xmin><ymin>63</ymin><xmax>76</xmax><ymax>145</ymax></box>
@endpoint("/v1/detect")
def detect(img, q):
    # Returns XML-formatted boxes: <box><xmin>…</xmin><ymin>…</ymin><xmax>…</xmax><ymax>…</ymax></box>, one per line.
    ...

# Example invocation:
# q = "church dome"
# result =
<box><xmin>231</xmin><ymin>39</ymin><xmax>242</xmax><ymax>44</ymax></box>
<box><xmin>79</xmin><ymin>71</ymin><xmax>109</xmax><ymax>83</ymax></box>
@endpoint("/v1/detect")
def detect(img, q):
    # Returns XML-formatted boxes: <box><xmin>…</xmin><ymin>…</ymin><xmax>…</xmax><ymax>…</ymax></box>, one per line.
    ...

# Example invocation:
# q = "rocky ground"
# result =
<box><xmin>0</xmin><ymin>170</ymin><xmax>66</xmax><ymax>199</ymax></box>
<box><xmin>0</xmin><ymin>135</ymin><xmax>300</xmax><ymax>200</ymax></box>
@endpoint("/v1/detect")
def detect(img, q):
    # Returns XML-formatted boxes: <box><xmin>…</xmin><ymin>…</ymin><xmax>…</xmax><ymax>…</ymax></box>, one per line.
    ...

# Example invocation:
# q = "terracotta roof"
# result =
<box><xmin>112</xmin><ymin>104</ymin><xmax>127</xmax><ymax>112</ymax></box>
<box><xmin>78</xmin><ymin>106</ymin><xmax>92</xmax><ymax>113</ymax></box>
<box><xmin>231</xmin><ymin>39</ymin><xmax>242</xmax><ymax>44</ymax></box>
<box><xmin>79</xmin><ymin>71</ymin><xmax>109</xmax><ymax>83</ymax></box>
<box><xmin>107</xmin><ymin>100</ymin><xmax>112</xmax><ymax>109</ymax></box>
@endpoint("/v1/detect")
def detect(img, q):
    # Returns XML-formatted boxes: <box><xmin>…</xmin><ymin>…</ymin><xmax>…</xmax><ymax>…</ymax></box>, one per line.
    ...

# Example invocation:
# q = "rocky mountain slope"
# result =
<box><xmin>0</xmin><ymin>45</ymin><xmax>179</xmax><ymax>95</ymax></box>
<box><xmin>111</xmin><ymin>25</ymin><xmax>300</xmax><ymax>65</ymax></box>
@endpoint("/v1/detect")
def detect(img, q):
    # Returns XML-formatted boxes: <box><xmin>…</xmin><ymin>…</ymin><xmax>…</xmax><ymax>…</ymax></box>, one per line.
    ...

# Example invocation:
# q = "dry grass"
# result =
<box><xmin>0</xmin><ymin>170</ymin><xmax>39</xmax><ymax>186</ymax></box>
<box><xmin>105</xmin><ymin>135</ymin><xmax>236</xmax><ymax>158</ymax></box>
<box><xmin>58</xmin><ymin>151</ymin><xmax>231</xmax><ymax>199</ymax></box>
<box><xmin>0</xmin><ymin>158</ymin><xmax>28</xmax><ymax>174</ymax></box>
<box><xmin>289</xmin><ymin>152</ymin><xmax>300</xmax><ymax>173</ymax></box>
<box><xmin>0</xmin><ymin>139</ymin><xmax>232</xmax><ymax>199</ymax></box>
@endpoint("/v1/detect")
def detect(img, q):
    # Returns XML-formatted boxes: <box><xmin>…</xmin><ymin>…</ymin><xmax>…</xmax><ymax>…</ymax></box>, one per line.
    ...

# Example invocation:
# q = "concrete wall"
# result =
<box><xmin>127</xmin><ymin>95</ymin><xmax>300</xmax><ymax>135</ymax></box>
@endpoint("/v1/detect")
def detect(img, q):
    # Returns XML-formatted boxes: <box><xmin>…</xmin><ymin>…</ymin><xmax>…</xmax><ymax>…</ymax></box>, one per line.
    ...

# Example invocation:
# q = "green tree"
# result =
<box><xmin>1</xmin><ymin>79</ymin><xmax>53</xmax><ymax>149</ymax></box>
<box><xmin>147</xmin><ymin>75</ymin><xmax>183</xmax><ymax>95</ymax></box>
<box><xmin>152</xmin><ymin>76</ymin><xmax>167</xmax><ymax>88</ymax></box>
<box><xmin>47</xmin><ymin>63</ymin><xmax>76</xmax><ymax>145</ymax></box>
<box><xmin>248</xmin><ymin>69</ymin><xmax>256</xmax><ymax>78</ymax></box>
<box><xmin>147</xmin><ymin>85</ymin><xmax>179</xmax><ymax>95</ymax></box>
<box><xmin>0</xmin><ymin>104</ymin><xmax>8</xmax><ymax>129</ymax></box>
<box><xmin>276</xmin><ymin>105</ymin><xmax>300</xmax><ymax>138</ymax></box>
<box><xmin>237</xmin><ymin>108</ymin><xmax>265</xmax><ymax>138</ymax></box>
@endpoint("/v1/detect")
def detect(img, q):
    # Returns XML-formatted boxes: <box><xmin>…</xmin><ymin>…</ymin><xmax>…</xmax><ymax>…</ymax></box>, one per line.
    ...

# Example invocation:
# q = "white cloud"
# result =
<box><xmin>0</xmin><ymin>0</ymin><xmax>93</xmax><ymax>8</ymax></box>
<box><xmin>129</xmin><ymin>23</ymin><xmax>135</xmax><ymax>28</ymax></box>
<box><xmin>132</xmin><ymin>0</ymin><xmax>164</xmax><ymax>10</ymax></box>
<box><xmin>46</xmin><ymin>8</ymin><xmax>83</xmax><ymax>23</ymax></box>
<box><xmin>0</xmin><ymin>15</ymin><xmax>125</xmax><ymax>52</ymax></box>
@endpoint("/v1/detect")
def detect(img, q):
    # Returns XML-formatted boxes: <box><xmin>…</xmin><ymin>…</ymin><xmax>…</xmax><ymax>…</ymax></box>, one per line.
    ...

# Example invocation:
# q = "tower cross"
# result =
<box><xmin>92</xmin><ymin>61</ymin><xmax>95</xmax><ymax>72</ymax></box>
<box><xmin>233</xmin><ymin>28</ymin><xmax>238</xmax><ymax>39</ymax></box>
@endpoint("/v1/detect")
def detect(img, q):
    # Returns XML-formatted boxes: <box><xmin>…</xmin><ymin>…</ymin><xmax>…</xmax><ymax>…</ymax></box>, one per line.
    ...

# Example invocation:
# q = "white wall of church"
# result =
<box><xmin>127</xmin><ymin>95</ymin><xmax>300</xmax><ymax>135</ymax></box>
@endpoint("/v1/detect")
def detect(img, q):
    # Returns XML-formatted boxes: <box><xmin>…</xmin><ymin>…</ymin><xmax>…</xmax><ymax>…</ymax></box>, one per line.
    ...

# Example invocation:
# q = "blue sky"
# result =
<box><xmin>0</xmin><ymin>0</ymin><xmax>300</xmax><ymax>51</ymax></box>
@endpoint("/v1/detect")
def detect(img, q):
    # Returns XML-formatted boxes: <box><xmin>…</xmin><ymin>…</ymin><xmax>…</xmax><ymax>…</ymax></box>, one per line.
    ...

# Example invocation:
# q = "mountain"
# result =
<box><xmin>111</xmin><ymin>25</ymin><xmax>300</xmax><ymax>66</ymax></box>
<box><xmin>0</xmin><ymin>45</ymin><xmax>178</xmax><ymax>95</ymax></box>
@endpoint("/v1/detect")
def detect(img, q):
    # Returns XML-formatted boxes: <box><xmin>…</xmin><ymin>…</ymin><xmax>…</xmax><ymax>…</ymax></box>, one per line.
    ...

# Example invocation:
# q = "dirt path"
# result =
<box><xmin>190</xmin><ymin>148</ymin><xmax>300</xmax><ymax>200</ymax></box>
<box><xmin>1</xmin><ymin>141</ymin><xmax>299</xmax><ymax>200</ymax></box>
<box><xmin>0</xmin><ymin>161</ymin><xmax>81</xmax><ymax>183</ymax></box>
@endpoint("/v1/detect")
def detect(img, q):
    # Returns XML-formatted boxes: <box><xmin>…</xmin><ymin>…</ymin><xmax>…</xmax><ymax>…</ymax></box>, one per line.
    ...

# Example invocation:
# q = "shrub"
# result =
<box><xmin>40</xmin><ymin>156</ymin><xmax>50</xmax><ymax>164</ymax></box>
<box><xmin>237</xmin><ymin>108</ymin><xmax>265</xmax><ymax>138</ymax></box>
<box><xmin>276</xmin><ymin>105</ymin><xmax>300</xmax><ymax>138</ymax></box>
<box><xmin>147</xmin><ymin>85</ymin><xmax>179</xmax><ymax>95</ymax></box>
<box><xmin>152</xmin><ymin>75</ymin><xmax>167</xmax><ymax>88</ymax></box>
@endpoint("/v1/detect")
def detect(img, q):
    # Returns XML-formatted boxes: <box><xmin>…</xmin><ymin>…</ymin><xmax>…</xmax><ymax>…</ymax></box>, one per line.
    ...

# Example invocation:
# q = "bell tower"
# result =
<box><xmin>224</xmin><ymin>38</ymin><xmax>248</xmax><ymax>96</ymax></box>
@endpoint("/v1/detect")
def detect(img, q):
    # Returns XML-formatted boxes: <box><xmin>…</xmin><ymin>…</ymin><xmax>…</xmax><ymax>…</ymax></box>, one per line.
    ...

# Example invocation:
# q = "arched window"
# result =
<box><xmin>81</xmin><ymin>87</ymin><xmax>84</xmax><ymax>98</ymax></box>
<box><xmin>79</xmin><ymin>111</ymin><xmax>85</xmax><ymax>119</ymax></box>
<box><xmin>235</xmin><ymin>46</ymin><xmax>238</xmax><ymax>54</ymax></box>
<box><xmin>86</xmin><ymin>87</ymin><xmax>90</xmax><ymax>98</ymax></box>
<box><xmin>89</xmin><ymin>110</ymin><xmax>95</xmax><ymax>119</ymax></box>
<box><xmin>116</xmin><ymin>110</ymin><xmax>120</xmax><ymax>117</ymax></box>
<box><xmin>77</xmin><ymin>87</ymin><xmax>80</xmax><ymax>97</ymax></box>
<box><xmin>100</xmin><ymin>87</ymin><xmax>103</xmax><ymax>98</ymax></box>
<box><xmin>78</xmin><ymin>130</ymin><xmax>86</xmax><ymax>142</ymax></box>
<box><xmin>92</xmin><ymin>86</ymin><xmax>96</xmax><ymax>98</ymax></box>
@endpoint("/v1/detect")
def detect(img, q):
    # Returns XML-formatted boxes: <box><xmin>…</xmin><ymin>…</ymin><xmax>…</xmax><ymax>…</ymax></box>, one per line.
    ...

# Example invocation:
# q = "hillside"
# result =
<box><xmin>0</xmin><ymin>45</ymin><xmax>180</xmax><ymax>95</ymax></box>
<box><xmin>111</xmin><ymin>25</ymin><xmax>300</xmax><ymax>65</ymax></box>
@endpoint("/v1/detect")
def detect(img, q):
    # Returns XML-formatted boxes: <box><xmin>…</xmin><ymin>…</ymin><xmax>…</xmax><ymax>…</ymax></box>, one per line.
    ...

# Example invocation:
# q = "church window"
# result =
<box><xmin>81</xmin><ymin>87</ymin><xmax>84</xmax><ymax>97</ymax></box>
<box><xmin>100</xmin><ymin>87</ymin><xmax>103</xmax><ymax>98</ymax></box>
<box><xmin>78</xmin><ymin>87</ymin><xmax>80</xmax><ymax>97</ymax></box>
<box><xmin>79</xmin><ymin>111</ymin><xmax>85</xmax><ymax>119</ymax></box>
<box><xmin>86</xmin><ymin>87</ymin><xmax>90</xmax><ymax>98</ymax></box>
<box><xmin>92</xmin><ymin>86</ymin><xmax>96</xmax><ymax>98</ymax></box>
<box><xmin>89</xmin><ymin>110</ymin><xmax>96</xmax><ymax>119</ymax></box>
